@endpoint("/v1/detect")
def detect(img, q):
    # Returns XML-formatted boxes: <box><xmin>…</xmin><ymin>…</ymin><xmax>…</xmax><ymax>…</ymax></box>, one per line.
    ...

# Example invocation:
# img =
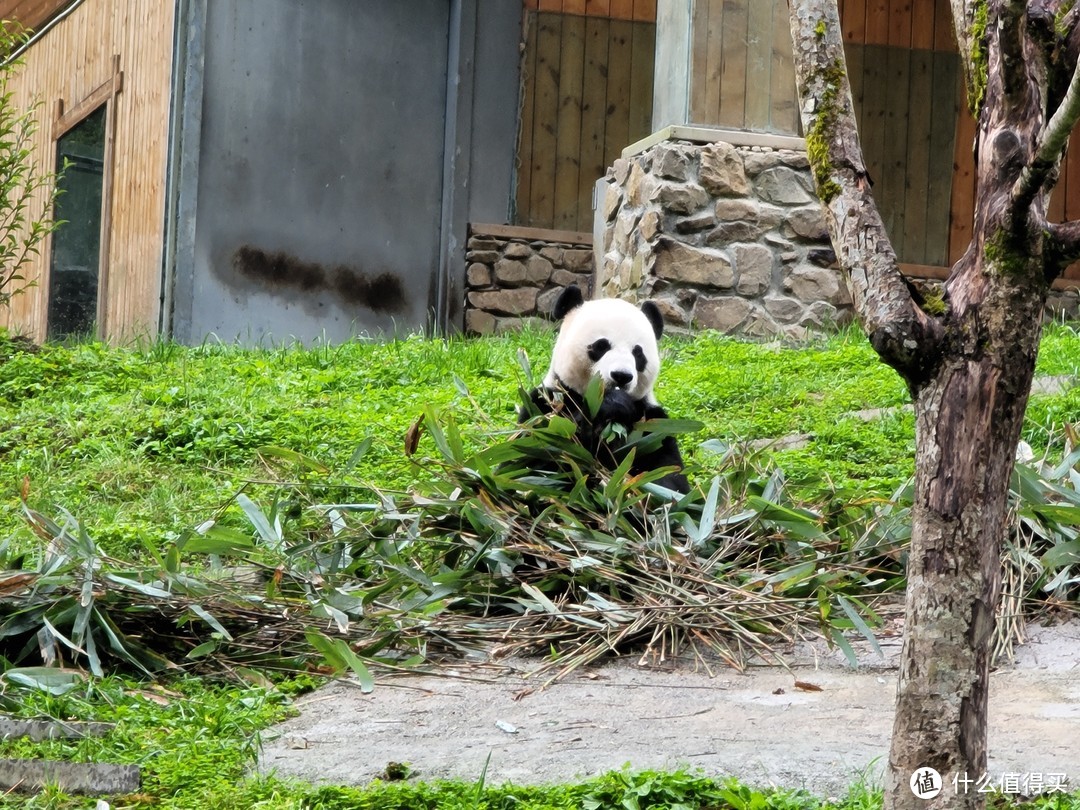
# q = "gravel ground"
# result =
<box><xmin>258</xmin><ymin>620</ymin><xmax>1080</xmax><ymax>797</ymax></box>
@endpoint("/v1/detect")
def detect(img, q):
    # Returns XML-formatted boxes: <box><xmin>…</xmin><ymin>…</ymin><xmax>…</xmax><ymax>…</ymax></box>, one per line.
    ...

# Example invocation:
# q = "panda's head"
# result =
<box><xmin>543</xmin><ymin>285</ymin><xmax>665</xmax><ymax>403</ymax></box>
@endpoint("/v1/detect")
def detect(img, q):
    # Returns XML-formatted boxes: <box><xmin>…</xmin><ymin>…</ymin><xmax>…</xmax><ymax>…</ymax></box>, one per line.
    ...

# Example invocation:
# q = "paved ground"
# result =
<box><xmin>258</xmin><ymin>620</ymin><xmax>1080</xmax><ymax>797</ymax></box>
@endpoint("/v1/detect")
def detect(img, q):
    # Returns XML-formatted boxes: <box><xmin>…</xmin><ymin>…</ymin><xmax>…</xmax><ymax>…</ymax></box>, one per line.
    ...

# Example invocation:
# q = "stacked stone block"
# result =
<box><xmin>464</xmin><ymin>232</ymin><xmax>594</xmax><ymax>335</ymax></box>
<box><xmin>598</xmin><ymin>139</ymin><xmax>853</xmax><ymax>338</ymax></box>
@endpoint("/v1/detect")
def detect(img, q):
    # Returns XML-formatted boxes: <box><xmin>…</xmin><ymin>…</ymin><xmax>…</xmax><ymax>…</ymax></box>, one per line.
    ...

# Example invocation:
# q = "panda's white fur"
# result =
<box><xmin>526</xmin><ymin>285</ymin><xmax>688</xmax><ymax>493</ymax></box>
<box><xmin>543</xmin><ymin>297</ymin><xmax>661</xmax><ymax>404</ymax></box>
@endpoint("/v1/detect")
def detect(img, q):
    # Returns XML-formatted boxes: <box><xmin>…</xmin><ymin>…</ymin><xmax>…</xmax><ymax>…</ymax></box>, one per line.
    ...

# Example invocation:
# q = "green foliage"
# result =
<box><xmin>969</xmin><ymin>0</ymin><xmax>991</xmax><ymax>116</ymax></box>
<box><xmin>4</xmin><ymin>323</ymin><xmax>1080</xmax><ymax>591</ymax></box>
<box><xmin>5</xmin><ymin>321</ymin><xmax>1080</xmax><ymax>807</ymax></box>
<box><xmin>1004</xmin><ymin>433</ymin><xmax>1080</xmax><ymax>606</ymax></box>
<box><xmin>803</xmin><ymin>58</ymin><xmax>846</xmax><ymax>204</ymax></box>
<box><xmin>583</xmin><ymin>769</ymin><xmax>817</xmax><ymax>810</ymax></box>
<box><xmin>0</xmin><ymin>394</ymin><xmax>897</xmax><ymax>680</ymax></box>
<box><xmin>0</xmin><ymin>24</ymin><xmax>62</xmax><ymax>307</ymax></box>
<box><xmin>0</xmin><ymin>674</ymin><xmax>292</xmax><ymax>809</ymax></box>
<box><xmin>1056</xmin><ymin>1</ymin><xmax>1077</xmax><ymax>38</ymax></box>
<box><xmin>918</xmin><ymin>289</ymin><xmax>947</xmax><ymax>317</ymax></box>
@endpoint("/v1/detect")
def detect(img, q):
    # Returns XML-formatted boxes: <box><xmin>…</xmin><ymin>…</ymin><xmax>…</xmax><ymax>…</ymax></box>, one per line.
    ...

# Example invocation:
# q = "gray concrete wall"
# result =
<box><xmin>468</xmin><ymin>1</ymin><xmax>521</xmax><ymax>225</ymax></box>
<box><xmin>168</xmin><ymin>0</ymin><xmax>521</xmax><ymax>344</ymax></box>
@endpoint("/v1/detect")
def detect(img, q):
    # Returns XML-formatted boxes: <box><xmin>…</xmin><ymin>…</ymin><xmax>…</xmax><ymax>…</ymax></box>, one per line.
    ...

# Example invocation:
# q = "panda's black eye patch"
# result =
<box><xmin>587</xmin><ymin>339</ymin><xmax>611</xmax><ymax>362</ymax></box>
<box><xmin>633</xmin><ymin>345</ymin><xmax>647</xmax><ymax>372</ymax></box>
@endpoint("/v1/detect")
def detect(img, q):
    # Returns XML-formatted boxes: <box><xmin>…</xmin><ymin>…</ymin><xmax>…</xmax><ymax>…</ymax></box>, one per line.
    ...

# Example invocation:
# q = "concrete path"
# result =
<box><xmin>258</xmin><ymin>621</ymin><xmax>1080</xmax><ymax>797</ymax></box>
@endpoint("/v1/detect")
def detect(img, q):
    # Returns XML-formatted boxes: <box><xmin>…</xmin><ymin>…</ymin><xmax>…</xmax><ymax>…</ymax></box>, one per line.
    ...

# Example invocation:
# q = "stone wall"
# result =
<box><xmin>464</xmin><ymin>142</ymin><xmax>1080</xmax><ymax>337</ymax></box>
<box><xmin>464</xmin><ymin>229</ymin><xmax>594</xmax><ymax>335</ymax></box>
<box><xmin>597</xmin><ymin>139</ymin><xmax>852</xmax><ymax>338</ymax></box>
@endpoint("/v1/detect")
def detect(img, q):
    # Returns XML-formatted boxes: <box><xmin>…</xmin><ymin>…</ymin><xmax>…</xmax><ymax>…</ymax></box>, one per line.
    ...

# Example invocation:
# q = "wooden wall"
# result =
<box><xmin>837</xmin><ymin>0</ymin><xmax>961</xmax><ymax>269</ymax></box>
<box><xmin>840</xmin><ymin>0</ymin><xmax>1080</xmax><ymax>280</ymax></box>
<box><xmin>515</xmin><ymin>4</ymin><xmax>656</xmax><ymax>232</ymax></box>
<box><xmin>687</xmin><ymin>0</ymin><xmax>798</xmax><ymax>134</ymax></box>
<box><xmin>522</xmin><ymin>0</ymin><xmax>655</xmax><ymax>21</ymax></box>
<box><xmin>0</xmin><ymin>0</ymin><xmax>174</xmax><ymax>342</ymax></box>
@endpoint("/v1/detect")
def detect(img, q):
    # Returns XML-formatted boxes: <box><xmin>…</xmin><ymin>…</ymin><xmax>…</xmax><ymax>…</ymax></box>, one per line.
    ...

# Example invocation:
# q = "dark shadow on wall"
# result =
<box><xmin>231</xmin><ymin>245</ymin><xmax>408</xmax><ymax>314</ymax></box>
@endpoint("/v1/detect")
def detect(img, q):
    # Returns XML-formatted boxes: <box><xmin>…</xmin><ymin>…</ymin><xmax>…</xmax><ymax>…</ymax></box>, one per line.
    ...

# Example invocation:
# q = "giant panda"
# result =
<box><xmin>522</xmin><ymin>284</ymin><xmax>689</xmax><ymax>494</ymax></box>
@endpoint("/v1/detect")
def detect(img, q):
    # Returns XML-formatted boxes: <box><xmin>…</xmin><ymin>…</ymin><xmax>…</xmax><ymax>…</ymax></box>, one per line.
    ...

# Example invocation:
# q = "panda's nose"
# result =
<box><xmin>609</xmin><ymin>370</ymin><xmax>633</xmax><ymax>389</ymax></box>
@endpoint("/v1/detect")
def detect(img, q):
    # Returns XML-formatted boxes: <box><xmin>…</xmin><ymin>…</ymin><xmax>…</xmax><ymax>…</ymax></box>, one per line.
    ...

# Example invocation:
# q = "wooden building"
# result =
<box><xmin>517</xmin><ymin>0</ymin><xmax>1080</xmax><ymax>285</ymax></box>
<box><xmin>1</xmin><ymin>0</ymin><xmax>1077</xmax><ymax>343</ymax></box>
<box><xmin>0</xmin><ymin>0</ymin><xmax>523</xmax><ymax>344</ymax></box>
<box><xmin>0</xmin><ymin>0</ymin><xmax>174</xmax><ymax>342</ymax></box>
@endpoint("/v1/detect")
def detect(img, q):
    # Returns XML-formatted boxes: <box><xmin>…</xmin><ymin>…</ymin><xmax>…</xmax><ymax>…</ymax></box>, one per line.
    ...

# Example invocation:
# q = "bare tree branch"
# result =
<box><xmin>1045</xmin><ymin>221</ymin><xmax>1080</xmax><ymax>269</ymax></box>
<box><xmin>999</xmin><ymin>0</ymin><xmax>1030</xmax><ymax>103</ymax></box>
<box><xmin>788</xmin><ymin>0</ymin><xmax>943</xmax><ymax>387</ymax></box>
<box><xmin>1011</xmin><ymin>51</ymin><xmax>1080</xmax><ymax>219</ymax></box>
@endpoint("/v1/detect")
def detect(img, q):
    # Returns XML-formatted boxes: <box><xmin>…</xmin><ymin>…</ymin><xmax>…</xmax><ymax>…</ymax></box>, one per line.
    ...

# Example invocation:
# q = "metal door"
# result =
<box><xmin>176</xmin><ymin>0</ymin><xmax>450</xmax><ymax>343</ymax></box>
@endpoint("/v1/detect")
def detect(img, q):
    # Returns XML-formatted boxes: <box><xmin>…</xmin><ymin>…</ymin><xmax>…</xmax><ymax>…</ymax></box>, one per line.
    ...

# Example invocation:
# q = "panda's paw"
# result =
<box><xmin>595</xmin><ymin>388</ymin><xmax>639</xmax><ymax>430</ymax></box>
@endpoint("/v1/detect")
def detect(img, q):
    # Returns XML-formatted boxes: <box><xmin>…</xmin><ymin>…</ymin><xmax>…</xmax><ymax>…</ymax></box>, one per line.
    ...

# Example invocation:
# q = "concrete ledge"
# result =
<box><xmin>0</xmin><ymin>759</ymin><xmax>140</xmax><ymax>795</ymax></box>
<box><xmin>469</xmin><ymin>223</ymin><xmax>592</xmax><ymax>246</ymax></box>
<box><xmin>623</xmin><ymin>125</ymin><xmax>806</xmax><ymax>159</ymax></box>
<box><xmin>0</xmin><ymin>717</ymin><xmax>114</xmax><ymax>742</ymax></box>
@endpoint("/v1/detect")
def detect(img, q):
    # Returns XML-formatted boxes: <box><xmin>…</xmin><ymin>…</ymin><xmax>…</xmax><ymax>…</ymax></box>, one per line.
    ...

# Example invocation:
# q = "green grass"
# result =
<box><xmin>4</xmin><ymin>324</ymin><xmax>1080</xmax><ymax>557</ymax></box>
<box><xmin>3</xmin><ymin>324</ymin><xmax>1080</xmax><ymax>807</ymax></box>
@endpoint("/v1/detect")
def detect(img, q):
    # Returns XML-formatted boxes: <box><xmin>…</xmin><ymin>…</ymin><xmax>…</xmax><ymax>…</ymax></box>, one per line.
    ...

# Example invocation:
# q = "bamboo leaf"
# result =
<box><xmin>520</xmin><ymin>582</ymin><xmax>561</xmax><ymax>614</ymax></box>
<box><xmin>256</xmin><ymin>445</ymin><xmax>330</xmax><ymax>473</ymax></box>
<box><xmin>305</xmin><ymin>631</ymin><xmax>375</xmax><ymax>692</ymax></box>
<box><xmin>188</xmin><ymin>604</ymin><xmax>234</xmax><ymax>641</ymax></box>
<box><xmin>182</xmin><ymin>527</ymin><xmax>255</xmax><ymax>555</ymax></box>
<box><xmin>345</xmin><ymin>437</ymin><xmax>374</xmax><ymax>472</ymax></box>
<box><xmin>1041</xmin><ymin>538</ymin><xmax>1080</xmax><ymax>568</ymax></box>
<box><xmin>4</xmin><ymin>667</ymin><xmax>85</xmax><ymax>696</ymax></box>
<box><xmin>834</xmin><ymin>594</ymin><xmax>883</xmax><ymax>658</ymax></box>
<box><xmin>103</xmin><ymin>574</ymin><xmax>171</xmax><ymax>599</ymax></box>
<box><xmin>187</xmin><ymin>639</ymin><xmax>220</xmax><ymax>659</ymax></box>
<box><xmin>829</xmin><ymin>627</ymin><xmax>859</xmax><ymax>668</ymax></box>
<box><xmin>236</xmin><ymin>494</ymin><xmax>282</xmax><ymax>549</ymax></box>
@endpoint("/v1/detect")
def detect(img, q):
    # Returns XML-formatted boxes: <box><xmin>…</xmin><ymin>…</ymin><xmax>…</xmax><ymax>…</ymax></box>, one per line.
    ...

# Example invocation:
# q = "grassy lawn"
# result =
<box><xmin>2</xmin><ymin>324</ymin><xmax>1080</xmax><ymax>808</ymax></box>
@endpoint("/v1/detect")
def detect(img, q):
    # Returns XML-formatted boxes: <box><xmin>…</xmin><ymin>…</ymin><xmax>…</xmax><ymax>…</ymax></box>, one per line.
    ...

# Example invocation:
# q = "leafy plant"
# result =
<box><xmin>582</xmin><ymin>769</ymin><xmax>820</xmax><ymax>810</ymax></box>
<box><xmin>0</xmin><ymin>24</ymin><xmax>62</xmax><ymax>308</ymax></box>
<box><xmin>0</xmin><ymin>385</ymin><xmax>899</xmax><ymax>683</ymax></box>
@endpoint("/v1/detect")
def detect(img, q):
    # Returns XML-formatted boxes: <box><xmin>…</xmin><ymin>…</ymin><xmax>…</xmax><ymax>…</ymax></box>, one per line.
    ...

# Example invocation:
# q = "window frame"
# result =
<box><xmin>48</xmin><ymin>54</ymin><xmax>122</xmax><ymax>339</ymax></box>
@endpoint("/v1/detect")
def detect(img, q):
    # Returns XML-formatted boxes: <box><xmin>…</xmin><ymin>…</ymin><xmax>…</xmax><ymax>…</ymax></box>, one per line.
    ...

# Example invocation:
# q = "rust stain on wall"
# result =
<box><xmin>232</xmin><ymin>245</ymin><xmax>407</xmax><ymax>314</ymax></box>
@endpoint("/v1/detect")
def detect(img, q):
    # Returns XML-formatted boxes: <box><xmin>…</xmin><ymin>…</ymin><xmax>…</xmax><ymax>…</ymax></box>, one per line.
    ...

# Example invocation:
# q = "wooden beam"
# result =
<box><xmin>0</xmin><ymin>0</ymin><xmax>73</xmax><ymax>33</ymax></box>
<box><xmin>470</xmin><ymin>222</ymin><xmax>593</xmax><ymax>245</ymax></box>
<box><xmin>96</xmin><ymin>54</ymin><xmax>121</xmax><ymax>338</ymax></box>
<box><xmin>623</xmin><ymin>125</ymin><xmax>805</xmax><ymax>158</ymax></box>
<box><xmin>53</xmin><ymin>67</ymin><xmax>121</xmax><ymax>140</ymax></box>
<box><xmin>902</xmin><ymin>262</ymin><xmax>1080</xmax><ymax>291</ymax></box>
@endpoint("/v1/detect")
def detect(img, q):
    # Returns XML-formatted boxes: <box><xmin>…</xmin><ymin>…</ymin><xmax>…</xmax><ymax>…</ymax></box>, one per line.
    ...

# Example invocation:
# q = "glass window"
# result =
<box><xmin>48</xmin><ymin>104</ymin><xmax>107</xmax><ymax>340</ymax></box>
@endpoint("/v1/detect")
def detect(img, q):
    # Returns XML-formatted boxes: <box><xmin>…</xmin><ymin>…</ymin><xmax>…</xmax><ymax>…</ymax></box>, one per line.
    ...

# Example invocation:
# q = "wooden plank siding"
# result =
<box><xmin>518</xmin><ymin>0</ymin><xmax>1080</xmax><ymax>282</ymax></box>
<box><xmin>688</xmin><ymin>0</ymin><xmax>799</xmax><ymax>135</ymax></box>
<box><xmin>842</xmin><ymin>0</ymin><xmax>1080</xmax><ymax>280</ymax></box>
<box><xmin>842</xmin><ymin>0</ymin><xmax>960</xmax><ymax>268</ymax></box>
<box><xmin>523</xmin><ymin>0</ymin><xmax>655</xmax><ymax>21</ymax></box>
<box><xmin>0</xmin><ymin>0</ymin><xmax>174</xmax><ymax>341</ymax></box>
<box><xmin>515</xmin><ymin>8</ymin><xmax>655</xmax><ymax>231</ymax></box>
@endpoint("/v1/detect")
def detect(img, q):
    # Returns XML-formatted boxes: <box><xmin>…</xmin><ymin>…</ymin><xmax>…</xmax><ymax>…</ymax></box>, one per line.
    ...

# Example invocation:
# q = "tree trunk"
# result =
<box><xmin>888</xmin><ymin>269</ymin><xmax>1045</xmax><ymax>809</ymax></box>
<box><xmin>787</xmin><ymin>1</ymin><xmax>1080</xmax><ymax>808</ymax></box>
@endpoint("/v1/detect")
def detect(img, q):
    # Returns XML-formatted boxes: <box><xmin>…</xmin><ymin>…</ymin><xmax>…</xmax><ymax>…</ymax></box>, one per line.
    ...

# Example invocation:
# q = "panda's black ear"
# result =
<box><xmin>552</xmin><ymin>285</ymin><xmax>584</xmax><ymax>320</ymax></box>
<box><xmin>640</xmin><ymin>301</ymin><xmax>664</xmax><ymax>340</ymax></box>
